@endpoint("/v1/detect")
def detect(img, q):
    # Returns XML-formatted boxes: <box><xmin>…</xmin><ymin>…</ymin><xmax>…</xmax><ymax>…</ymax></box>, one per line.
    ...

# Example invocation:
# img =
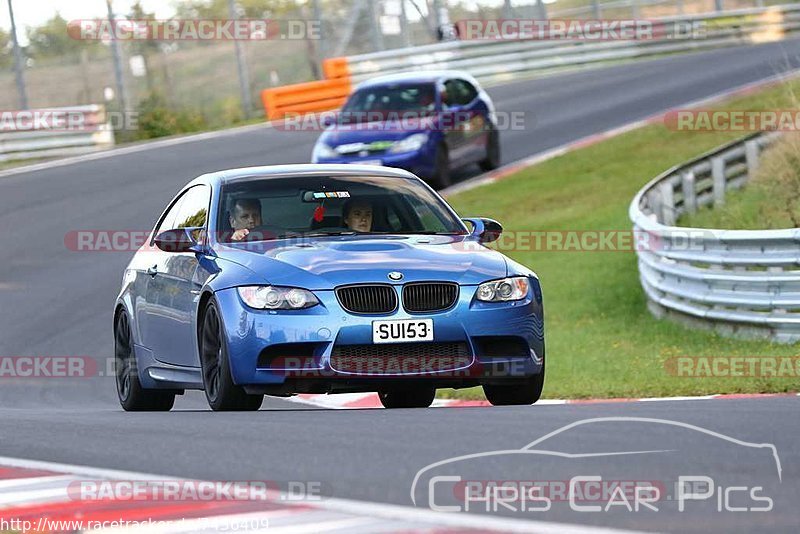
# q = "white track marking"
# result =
<box><xmin>0</xmin><ymin>455</ymin><xmax>646</xmax><ymax>534</ymax></box>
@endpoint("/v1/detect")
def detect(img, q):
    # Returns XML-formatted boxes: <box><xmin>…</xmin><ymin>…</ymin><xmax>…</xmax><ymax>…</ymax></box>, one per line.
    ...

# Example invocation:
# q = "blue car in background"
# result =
<box><xmin>114</xmin><ymin>165</ymin><xmax>544</xmax><ymax>412</ymax></box>
<box><xmin>311</xmin><ymin>71</ymin><xmax>501</xmax><ymax>189</ymax></box>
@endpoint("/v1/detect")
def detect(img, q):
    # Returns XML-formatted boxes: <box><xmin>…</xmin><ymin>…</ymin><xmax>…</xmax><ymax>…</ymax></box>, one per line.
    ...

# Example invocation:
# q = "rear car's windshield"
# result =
<box><xmin>217</xmin><ymin>175</ymin><xmax>466</xmax><ymax>242</ymax></box>
<box><xmin>340</xmin><ymin>83</ymin><xmax>436</xmax><ymax>121</ymax></box>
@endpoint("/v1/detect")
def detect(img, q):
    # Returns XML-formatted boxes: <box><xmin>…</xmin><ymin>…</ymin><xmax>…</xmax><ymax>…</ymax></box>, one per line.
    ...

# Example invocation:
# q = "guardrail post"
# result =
<box><xmin>592</xmin><ymin>0</ymin><xmax>602</xmax><ymax>18</ymax></box>
<box><xmin>659</xmin><ymin>182</ymin><xmax>676</xmax><ymax>225</ymax></box>
<box><xmin>745</xmin><ymin>139</ymin><xmax>761</xmax><ymax>178</ymax></box>
<box><xmin>712</xmin><ymin>156</ymin><xmax>726</xmax><ymax>207</ymax></box>
<box><xmin>681</xmin><ymin>171</ymin><xmax>697</xmax><ymax>214</ymax></box>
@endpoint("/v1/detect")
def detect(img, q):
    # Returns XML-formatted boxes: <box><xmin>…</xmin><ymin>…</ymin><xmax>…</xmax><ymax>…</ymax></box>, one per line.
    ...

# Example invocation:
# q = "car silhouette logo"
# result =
<box><xmin>388</xmin><ymin>272</ymin><xmax>403</xmax><ymax>281</ymax></box>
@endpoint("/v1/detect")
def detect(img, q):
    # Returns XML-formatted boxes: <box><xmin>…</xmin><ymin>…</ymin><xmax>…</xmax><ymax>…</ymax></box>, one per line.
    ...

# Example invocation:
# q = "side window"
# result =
<box><xmin>457</xmin><ymin>79</ymin><xmax>478</xmax><ymax>104</ymax></box>
<box><xmin>442</xmin><ymin>80</ymin><xmax>457</xmax><ymax>108</ymax></box>
<box><xmin>385</xmin><ymin>204</ymin><xmax>403</xmax><ymax>232</ymax></box>
<box><xmin>174</xmin><ymin>186</ymin><xmax>211</xmax><ymax>229</ymax></box>
<box><xmin>446</xmin><ymin>79</ymin><xmax>477</xmax><ymax>106</ymax></box>
<box><xmin>153</xmin><ymin>193</ymin><xmax>187</xmax><ymax>239</ymax></box>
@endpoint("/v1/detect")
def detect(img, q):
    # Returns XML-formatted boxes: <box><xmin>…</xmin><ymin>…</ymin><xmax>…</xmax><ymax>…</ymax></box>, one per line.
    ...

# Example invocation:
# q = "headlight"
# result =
<box><xmin>389</xmin><ymin>133</ymin><xmax>428</xmax><ymax>154</ymax></box>
<box><xmin>312</xmin><ymin>143</ymin><xmax>337</xmax><ymax>161</ymax></box>
<box><xmin>237</xmin><ymin>286</ymin><xmax>319</xmax><ymax>310</ymax></box>
<box><xmin>475</xmin><ymin>277</ymin><xmax>529</xmax><ymax>302</ymax></box>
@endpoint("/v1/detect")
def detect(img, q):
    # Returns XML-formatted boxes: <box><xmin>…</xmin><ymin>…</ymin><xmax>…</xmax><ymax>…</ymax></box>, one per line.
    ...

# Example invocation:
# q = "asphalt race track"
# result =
<box><xmin>1</xmin><ymin>40</ymin><xmax>800</xmax><ymax>532</ymax></box>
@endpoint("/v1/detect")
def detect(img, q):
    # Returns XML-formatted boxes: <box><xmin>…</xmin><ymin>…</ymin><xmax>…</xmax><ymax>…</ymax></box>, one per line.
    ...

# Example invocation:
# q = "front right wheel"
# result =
<box><xmin>114</xmin><ymin>311</ymin><xmax>175</xmax><ymax>412</ymax></box>
<box><xmin>200</xmin><ymin>300</ymin><xmax>263</xmax><ymax>412</ymax></box>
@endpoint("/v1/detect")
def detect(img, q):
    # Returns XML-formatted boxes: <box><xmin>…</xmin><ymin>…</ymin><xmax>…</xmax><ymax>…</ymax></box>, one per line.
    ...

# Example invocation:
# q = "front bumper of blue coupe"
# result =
<box><xmin>212</xmin><ymin>277</ymin><xmax>544</xmax><ymax>394</ymax></box>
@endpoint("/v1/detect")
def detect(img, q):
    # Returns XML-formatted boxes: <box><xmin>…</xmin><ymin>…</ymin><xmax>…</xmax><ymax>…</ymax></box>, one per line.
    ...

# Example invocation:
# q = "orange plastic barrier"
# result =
<box><xmin>261</xmin><ymin>57</ymin><xmax>352</xmax><ymax>121</ymax></box>
<box><xmin>322</xmin><ymin>57</ymin><xmax>350</xmax><ymax>80</ymax></box>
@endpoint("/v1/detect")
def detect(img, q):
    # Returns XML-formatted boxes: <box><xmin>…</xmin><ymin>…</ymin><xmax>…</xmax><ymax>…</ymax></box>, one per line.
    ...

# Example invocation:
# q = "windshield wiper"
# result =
<box><xmin>300</xmin><ymin>231</ymin><xmax>358</xmax><ymax>237</ymax></box>
<box><xmin>398</xmin><ymin>231</ymin><xmax>463</xmax><ymax>235</ymax></box>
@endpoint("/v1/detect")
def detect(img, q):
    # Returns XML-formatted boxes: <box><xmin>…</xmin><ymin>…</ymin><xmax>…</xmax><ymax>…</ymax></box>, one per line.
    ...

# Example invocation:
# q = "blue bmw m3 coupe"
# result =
<box><xmin>114</xmin><ymin>165</ymin><xmax>544</xmax><ymax>411</ymax></box>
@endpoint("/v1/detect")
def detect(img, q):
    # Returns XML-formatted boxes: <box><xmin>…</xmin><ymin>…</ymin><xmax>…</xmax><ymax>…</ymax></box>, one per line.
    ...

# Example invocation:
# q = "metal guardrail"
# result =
<box><xmin>343</xmin><ymin>4</ymin><xmax>800</xmax><ymax>84</ymax></box>
<box><xmin>0</xmin><ymin>105</ymin><xmax>115</xmax><ymax>163</ymax></box>
<box><xmin>629</xmin><ymin>131</ymin><xmax>800</xmax><ymax>342</ymax></box>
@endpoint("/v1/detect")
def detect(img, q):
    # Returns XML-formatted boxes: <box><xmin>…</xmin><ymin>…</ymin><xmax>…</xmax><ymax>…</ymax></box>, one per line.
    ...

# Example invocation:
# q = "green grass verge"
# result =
<box><xmin>438</xmin><ymin>80</ymin><xmax>800</xmax><ymax>400</ymax></box>
<box><xmin>678</xmin><ymin>185</ymin><xmax>785</xmax><ymax>229</ymax></box>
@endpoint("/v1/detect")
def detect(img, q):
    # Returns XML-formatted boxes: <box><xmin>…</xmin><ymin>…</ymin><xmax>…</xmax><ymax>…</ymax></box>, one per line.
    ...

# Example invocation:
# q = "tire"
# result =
<box><xmin>379</xmin><ymin>387</ymin><xmax>436</xmax><ymax>409</ymax></box>
<box><xmin>114</xmin><ymin>312</ymin><xmax>175</xmax><ymax>412</ymax></box>
<box><xmin>478</xmin><ymin>128</ymin><xmax>501</xmax><ymax>172</ymax></box>
<box><xmin>200</xmin><ymin>300</ymin><xmax>264</xmax><ymax>412</ymax></box>
<box><xmin>431</xmin><ymin>144</ymin><xmax>451</xmax><ymax>189</ymax></box>
<box><xmin>483</xmin><ymin>354</ymin><xmax>545</xmax><ymax>406</ymax></box>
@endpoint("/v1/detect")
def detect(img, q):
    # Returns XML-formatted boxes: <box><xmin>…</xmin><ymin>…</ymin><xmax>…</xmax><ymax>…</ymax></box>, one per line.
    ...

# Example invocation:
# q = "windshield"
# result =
<box><xmin>339</xmin><ymin>83</ymin><xmax>437</xmax><ymax>123</ymax></box>
<box><xmin>217</xmin><ymin>175</ymin><xmax>466</xmax><ymax>242</ymax></box>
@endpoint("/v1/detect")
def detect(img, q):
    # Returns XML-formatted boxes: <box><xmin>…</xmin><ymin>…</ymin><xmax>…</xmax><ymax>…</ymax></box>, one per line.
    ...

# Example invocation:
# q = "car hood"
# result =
<box><xmin>319</xmin><ymin>120</ymin><xmax>430</xmax><ymax>148</ymax></box>
<box><xmin>216</xmin><ymin>235</ymin><xmax>507</xmax><ymax>290</ymax></box>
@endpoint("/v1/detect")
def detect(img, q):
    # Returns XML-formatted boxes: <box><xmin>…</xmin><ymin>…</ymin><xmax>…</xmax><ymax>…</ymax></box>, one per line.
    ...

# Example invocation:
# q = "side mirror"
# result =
<box><xmin>154</xmin><ymin>228</ymin><xmax>204</xmax><ymax>253</ymax></box>
<box><xmin>462</xmin><ymin>217</ymin><xmax>503</xmax><ymax>244</ymax></box>
<box><xmin>321</xmin><ymin>112</ymin><xmax>338</xmax><ymax>128</ymax></box>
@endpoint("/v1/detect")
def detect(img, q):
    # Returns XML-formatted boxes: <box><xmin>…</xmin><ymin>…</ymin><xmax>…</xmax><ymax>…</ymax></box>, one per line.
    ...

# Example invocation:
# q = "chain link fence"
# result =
<box><xmin>0</xmin><ymin>0</ymin><xmax>795</xmax><ymax>138</ymax></box>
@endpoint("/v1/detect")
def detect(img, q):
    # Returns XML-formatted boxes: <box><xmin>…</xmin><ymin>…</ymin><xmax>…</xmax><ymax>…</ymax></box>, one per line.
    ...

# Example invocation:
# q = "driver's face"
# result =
<box><xmin>230</xmin><ymin>204</ymin><xmax>262</xmax><ymax>230</ymax></box>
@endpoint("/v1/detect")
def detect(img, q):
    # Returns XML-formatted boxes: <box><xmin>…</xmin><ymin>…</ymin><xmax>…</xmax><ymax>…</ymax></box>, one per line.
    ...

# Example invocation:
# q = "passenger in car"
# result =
<box><xmin>343</xmin><ymin>199</ymin><xmax>373</xmax><ymax>233</ymax></box>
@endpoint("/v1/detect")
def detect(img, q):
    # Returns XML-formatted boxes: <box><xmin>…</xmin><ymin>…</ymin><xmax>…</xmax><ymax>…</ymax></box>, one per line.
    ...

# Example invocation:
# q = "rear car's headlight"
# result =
<box><xmin>389</xmin><ymin>132</ymin><xmax>428</xmax><ymax>154</ymax></box>
<box><xmin>312</xmin><ymin>143</ymin><xmax>337</xmax><ymax>161</ymax></box>
<box><xmin>475</xmin><ymin>277</ymin><xmax>529</xmax><ymax>302</ymax></box>
<box><xmin>237</xmin><ymin>286</ymin><xmax>319</xmax><ymax>310</ymax></box>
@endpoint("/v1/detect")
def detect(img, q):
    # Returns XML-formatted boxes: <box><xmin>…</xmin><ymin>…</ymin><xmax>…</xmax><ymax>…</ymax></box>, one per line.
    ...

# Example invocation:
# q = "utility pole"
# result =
<box><xmin>312</xmin><ymin>0</ymin><xmax>326</xmax><ymax>60</ymax></box>
<box><xmin>400</xmin><ymin>0</ymin><xmax>411</xmax><ymax>48</ymax></box>
<box><xmin>431</xmin><ymin>0</ymin><xmax>443</xmax><ymax>40</ymax></box>
<box><xmin>7</xmin><ymin>0</ymin><xmax>28</xmax><ymax>109</ymax></box>
<box><xmin>227</xmin><ymin>0</ymin><xmax>253</xmax><ymax>118</ymax></box>
<box><xmin>367</xmin><ymin>0</ymin><xmax>385</xmax><ymax>51</ymax></box>
<box><xmin>106</xmin><ymin>0</ymin><xmax>129</xmax><ymax>112</ymax></box>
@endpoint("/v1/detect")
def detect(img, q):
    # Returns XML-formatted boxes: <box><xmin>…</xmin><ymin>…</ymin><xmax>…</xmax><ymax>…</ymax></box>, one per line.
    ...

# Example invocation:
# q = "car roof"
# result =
<box><xmin>188</xmin><ymin>164</ymin><xmax>420</xmax><ymax>188</ymax></box>
<box><xmin>355</xmin><ymin>70</ymin><xmax>477</xmax><ymax>90</ymax></box>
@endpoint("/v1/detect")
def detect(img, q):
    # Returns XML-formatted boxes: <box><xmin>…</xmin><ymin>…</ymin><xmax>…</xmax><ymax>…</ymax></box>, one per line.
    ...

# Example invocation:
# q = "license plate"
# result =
<box><xmin>358</xmin><ymin>159</ymin><xmax>382</xmax><ymax>166</ymax></box>
<box><xmin>372</xmin><ymin>319</ymin><xmax>433</xmax><ymax>344</ymax></box>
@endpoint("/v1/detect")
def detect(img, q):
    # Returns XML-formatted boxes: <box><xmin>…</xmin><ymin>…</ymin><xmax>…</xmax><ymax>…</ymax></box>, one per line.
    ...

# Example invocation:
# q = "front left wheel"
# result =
<box><xmin>114</xmin><ymin>312</ymin><xmax>175</xmax><ymax>412</ymax></box>
<box><xmin>379</xmin><ymin>387</ymin><xmax>436</xmax><ymax>409</ymax></box>
<box><xmin>483</xmin><ymin>354</ymin><xmax>545</xmax><ymax>406</ymax></box>
<box><xmin>478</xmin><ymin>127</ymin><xmax>501</xmax><ymax>172</ymax></box>
<box><xmin>200</xmin><ymin>300</ymin><xmax>263</xmax><ymax>412</ymax></box>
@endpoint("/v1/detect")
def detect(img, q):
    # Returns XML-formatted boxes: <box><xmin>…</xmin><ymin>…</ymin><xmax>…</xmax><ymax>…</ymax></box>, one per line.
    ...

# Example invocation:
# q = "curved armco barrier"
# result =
<box><xmin>629</xmin><ymin>131</ymin><xmax>800</xmax><ymax>343</ymax></box>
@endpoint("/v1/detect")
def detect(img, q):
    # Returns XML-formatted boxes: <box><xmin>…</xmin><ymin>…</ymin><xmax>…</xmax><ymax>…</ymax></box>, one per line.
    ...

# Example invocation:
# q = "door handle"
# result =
<box><xmin>146</xmin><ymin>265</ymin><xmax>158</xmax><ymax>277</ymax></box>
